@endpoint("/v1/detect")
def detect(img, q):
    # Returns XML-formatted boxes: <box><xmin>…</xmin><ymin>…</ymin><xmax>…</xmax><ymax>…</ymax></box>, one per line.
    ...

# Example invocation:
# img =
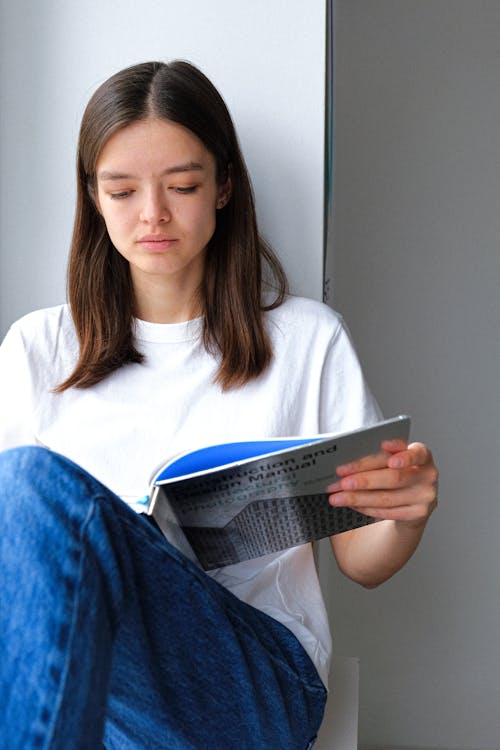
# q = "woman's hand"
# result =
<box><xmin>327</xmin><ymin>439</ymin><xmax>438</xmax><ymax>527</ymax></box>
<box><xmin>326</xmin><ymin>440</ymin><xmax>438</xmax><ymax>587</ymax></box>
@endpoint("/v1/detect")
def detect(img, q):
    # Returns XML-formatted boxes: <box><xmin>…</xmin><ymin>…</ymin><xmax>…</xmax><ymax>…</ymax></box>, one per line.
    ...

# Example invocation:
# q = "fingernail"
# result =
<box><xmin>330</xmin><ymin>493</ymin><xmax>347</xmax><ymax>505</ymax></box>
<box><xmin>327</xmin><ymin>481</ymin><xmax>341</xmax><ymax>492</ymax></box>
<box><xmin>337</xmin><ymin>463</ymin><xmax>352</xmax><ymax>475</ymax></box>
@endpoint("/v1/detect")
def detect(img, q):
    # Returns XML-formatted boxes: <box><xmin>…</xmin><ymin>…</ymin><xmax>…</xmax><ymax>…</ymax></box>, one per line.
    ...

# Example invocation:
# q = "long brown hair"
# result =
<box><xmin>56</xmin><ymin>60</ymin><xmax>287</xmax><ymax>392</ymax></box>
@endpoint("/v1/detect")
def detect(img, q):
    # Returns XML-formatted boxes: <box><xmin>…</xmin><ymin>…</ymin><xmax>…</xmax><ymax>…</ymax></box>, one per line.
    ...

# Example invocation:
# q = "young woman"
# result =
<box><xmin>0</xmin><ymin>61</ymin><xmax>438</xmax><ymax>750</ymax></box>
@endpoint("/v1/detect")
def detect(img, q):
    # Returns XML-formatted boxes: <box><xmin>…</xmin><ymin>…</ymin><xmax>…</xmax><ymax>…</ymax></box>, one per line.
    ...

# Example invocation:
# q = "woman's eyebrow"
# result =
<box><xmin>165</xmin><ymin>162</ymin><xmax>204</xmax><ymax>175</ymax></box>
<box><xmin>98</xmin><ymin>162</ymin><xmax>205</xmax><ymax>181</ymax></box>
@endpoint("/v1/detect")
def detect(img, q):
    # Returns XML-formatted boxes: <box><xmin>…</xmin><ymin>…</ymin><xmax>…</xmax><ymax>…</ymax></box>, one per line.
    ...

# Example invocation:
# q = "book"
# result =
<box><xmin>145</xmin><ymin>415</ymin><xmax>411</xmax><ymax>570</ymax></box>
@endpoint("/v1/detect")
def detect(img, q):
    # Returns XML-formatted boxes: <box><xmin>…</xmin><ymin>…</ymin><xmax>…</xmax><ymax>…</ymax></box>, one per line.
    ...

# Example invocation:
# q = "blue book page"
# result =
<box><xmin>155</xmin><ymin>437</ymin><xmax>324</xmax><ymax>482</ymax></box>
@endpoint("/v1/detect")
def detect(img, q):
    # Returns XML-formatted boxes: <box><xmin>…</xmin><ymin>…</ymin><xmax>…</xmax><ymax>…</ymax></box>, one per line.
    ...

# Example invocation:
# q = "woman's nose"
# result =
<box><xmin>139</xmin><ymin>188</ymin><xmax>171</xmax><ymax>224</ymax></box>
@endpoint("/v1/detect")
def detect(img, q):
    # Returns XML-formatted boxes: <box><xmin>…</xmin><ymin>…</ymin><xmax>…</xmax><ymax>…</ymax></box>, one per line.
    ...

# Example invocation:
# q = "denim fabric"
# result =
<box><xmin>0</xmin><ymin>447</ymin><xmax>326</xmax><ymax>749</ymax></box>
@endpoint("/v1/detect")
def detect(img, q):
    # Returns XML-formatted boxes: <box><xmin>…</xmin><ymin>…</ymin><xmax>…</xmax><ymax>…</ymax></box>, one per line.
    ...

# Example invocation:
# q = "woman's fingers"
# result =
<box><xmin>334</xmin><ymin>447</ymin><xmax>400</xmax><ymax>478</ymax></box>
<box><xmin>327</xmin><ymin>440</ymin><xmax>439</xmax><ymax>524</ymax></box>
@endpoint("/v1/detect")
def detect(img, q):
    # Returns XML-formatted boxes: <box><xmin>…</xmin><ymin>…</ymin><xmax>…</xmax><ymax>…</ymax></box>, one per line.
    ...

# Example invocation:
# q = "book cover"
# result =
<box><xmin>147</xmin><ymin>415</ymin><xmax>410</xmax><ymax>569</ymax></box>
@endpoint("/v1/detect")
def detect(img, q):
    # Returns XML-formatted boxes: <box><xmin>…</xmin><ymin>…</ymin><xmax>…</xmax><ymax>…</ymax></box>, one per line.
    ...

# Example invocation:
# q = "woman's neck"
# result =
<box><xmin>134</xmin><ymin>293</ymin><xmax>202</xmax><ymax>323</ymax></box>
<box><xmin>131</xmin><ymin>270</ymin><xmax>203</xmax><ymax>324</ymax></box>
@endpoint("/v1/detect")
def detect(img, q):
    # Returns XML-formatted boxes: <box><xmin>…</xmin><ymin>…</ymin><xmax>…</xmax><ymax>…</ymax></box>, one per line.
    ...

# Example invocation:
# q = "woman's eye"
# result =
<box><xmin>174</xmin><ymin>186</ymin><xmax>197</xmax><ymax>194</ymax></box>
<box><xmin>110</xmin><ymin>190</ymin><xmax>132</xmax><ymax>200</ymax></box>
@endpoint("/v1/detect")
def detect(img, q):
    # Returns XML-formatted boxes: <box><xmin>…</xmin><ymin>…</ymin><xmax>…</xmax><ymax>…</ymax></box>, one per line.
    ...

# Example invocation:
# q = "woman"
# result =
<box><xmin>0</xmin><ymin>61</ymin><xmax>438</xmax><ymax>749</ymax></box>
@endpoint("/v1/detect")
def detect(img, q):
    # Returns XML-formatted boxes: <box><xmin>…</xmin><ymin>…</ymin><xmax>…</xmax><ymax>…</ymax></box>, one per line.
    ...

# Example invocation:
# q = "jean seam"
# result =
<box><xmin>38</xmin><ymin>496</ymin><xmax>98</xmax><ymax>750</ymax></box>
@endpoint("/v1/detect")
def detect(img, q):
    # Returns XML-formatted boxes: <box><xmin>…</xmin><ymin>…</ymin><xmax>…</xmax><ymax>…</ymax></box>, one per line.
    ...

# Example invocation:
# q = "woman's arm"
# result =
<box><xmin>327</xmin><ymin>440</ymin><xmax>438</xmax><ymax>588</ymax></box>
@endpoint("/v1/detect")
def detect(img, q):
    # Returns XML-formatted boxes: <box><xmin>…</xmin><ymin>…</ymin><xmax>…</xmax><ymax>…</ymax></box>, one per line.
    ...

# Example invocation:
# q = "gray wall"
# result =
<box><xmin>321</xmin><ymin>2</ymin><xmax>500</xmax><ymax>748</ymax></box>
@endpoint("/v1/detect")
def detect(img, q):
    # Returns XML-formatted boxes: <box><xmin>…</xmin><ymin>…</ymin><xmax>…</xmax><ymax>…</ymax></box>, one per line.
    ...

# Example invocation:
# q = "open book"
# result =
<box><xmin>145</xmin><ymin>415</ymin><xmax>410</xmax><ymax>569</ymax></box>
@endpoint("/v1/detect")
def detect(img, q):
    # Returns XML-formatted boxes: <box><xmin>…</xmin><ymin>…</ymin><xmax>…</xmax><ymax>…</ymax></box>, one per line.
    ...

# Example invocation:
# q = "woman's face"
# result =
<box><xmin>95</xmin><ymin>118</ymin><xmax>229</xmax><ymax>303</ymax></box>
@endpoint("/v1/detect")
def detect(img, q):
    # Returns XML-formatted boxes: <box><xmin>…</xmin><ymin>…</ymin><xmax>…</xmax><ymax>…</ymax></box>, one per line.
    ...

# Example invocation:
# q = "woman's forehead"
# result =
<box><xmin>96</xmin><ymin>118</ymin><xmax>216</xmax><ymax>176</ymax></box>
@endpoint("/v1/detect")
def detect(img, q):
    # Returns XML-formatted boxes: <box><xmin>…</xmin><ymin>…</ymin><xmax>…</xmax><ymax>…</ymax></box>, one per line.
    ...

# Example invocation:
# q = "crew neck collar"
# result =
<box><xmin>133</xmin><ymin>316</ymin><xmax>203</xmax><ymax>343</ymax></box>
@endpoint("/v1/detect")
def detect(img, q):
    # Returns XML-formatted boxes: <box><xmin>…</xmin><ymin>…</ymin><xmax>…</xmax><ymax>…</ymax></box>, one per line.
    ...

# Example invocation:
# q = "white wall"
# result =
<box><xmin>0</xmin><ymin>0</ymin><xmax>326</xmax><ymax>336</ymax></box>
<box><xmin>319</xmin><ymin>2</ymin><xmax>500</xmax><ymax>749</ymax></box>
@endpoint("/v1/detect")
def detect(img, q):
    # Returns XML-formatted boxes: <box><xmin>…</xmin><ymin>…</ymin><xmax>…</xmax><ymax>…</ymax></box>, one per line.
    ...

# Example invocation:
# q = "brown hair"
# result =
<box><xmin>57</xmin><ymin>60</ymin><xmax>287</xmax><ymax>392</ymax></box>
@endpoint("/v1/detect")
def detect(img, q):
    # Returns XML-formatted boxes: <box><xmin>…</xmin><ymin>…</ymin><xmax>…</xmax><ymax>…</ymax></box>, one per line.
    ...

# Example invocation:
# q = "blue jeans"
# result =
<box><xmin>0</xmin><ymin>447</ymin><xmax>326</xmax><ymax>749</ymax></box>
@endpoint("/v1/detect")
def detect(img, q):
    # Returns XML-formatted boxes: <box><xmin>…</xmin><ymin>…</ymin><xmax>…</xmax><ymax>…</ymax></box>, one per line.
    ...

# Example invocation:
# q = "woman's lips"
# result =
<box><xmin>137</xmin><ymin>235</ymin><xmax>178</xmax><ymax>251</ymax></box>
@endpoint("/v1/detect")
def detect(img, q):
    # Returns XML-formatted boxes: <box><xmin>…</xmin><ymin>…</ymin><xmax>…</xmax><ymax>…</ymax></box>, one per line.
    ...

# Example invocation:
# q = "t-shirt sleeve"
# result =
<box><xmin>318</xmin><ymin>314</ymin><xmax>383</xmax><ymax>434</ymax></box>
<box><xmin>0</xmin><ymin>323</ymin><xmax>39</xmax><ymax>450</ymax></box>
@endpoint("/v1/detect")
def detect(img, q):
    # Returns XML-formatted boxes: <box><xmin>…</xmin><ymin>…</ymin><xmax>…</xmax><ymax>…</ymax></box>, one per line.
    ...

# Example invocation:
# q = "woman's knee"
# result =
<box><xmin>0</xmin><ymin>444</ymin><xmax>67</xmax><ymax>479</ymax></box>
<box><xmin>0</xmin><ymin>445</ymin><xmax>102</xmax><ymax>524</ymax></box>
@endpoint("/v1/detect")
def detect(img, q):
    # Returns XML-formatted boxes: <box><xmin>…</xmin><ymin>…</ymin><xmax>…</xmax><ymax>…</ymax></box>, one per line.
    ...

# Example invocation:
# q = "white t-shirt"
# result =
<box><xmin>0</xmin><ymin>295</ymin><xmax>381</xmax><ymax>685</ymax></box>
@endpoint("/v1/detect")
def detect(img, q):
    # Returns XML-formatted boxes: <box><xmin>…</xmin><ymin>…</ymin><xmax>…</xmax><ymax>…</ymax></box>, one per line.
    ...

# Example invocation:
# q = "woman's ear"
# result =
<box><xmin>216</xmin><ymin>165</ymin><xmax>233</xmax><ymax>209</ymax></box>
